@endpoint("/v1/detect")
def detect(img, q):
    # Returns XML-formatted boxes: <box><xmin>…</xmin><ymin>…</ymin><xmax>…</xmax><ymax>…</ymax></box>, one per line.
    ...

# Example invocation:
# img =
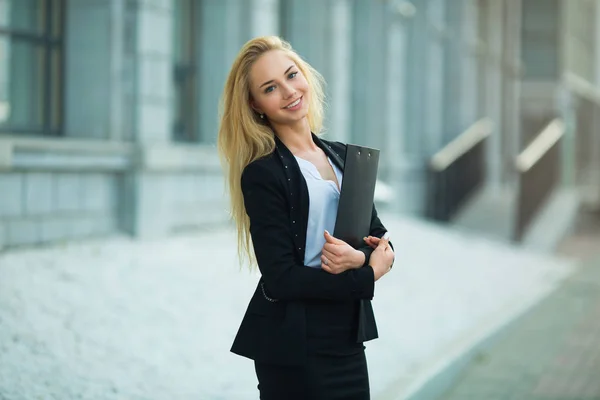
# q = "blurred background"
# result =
<box><xmin>1</xmin><ymin>0</ymin><xmax>600</xmax><ymax>399</ymax></box>
<box><xmin>0</xmin><ymin>0</ymin><xmax>599</xmax><ymax>248</ymax></box>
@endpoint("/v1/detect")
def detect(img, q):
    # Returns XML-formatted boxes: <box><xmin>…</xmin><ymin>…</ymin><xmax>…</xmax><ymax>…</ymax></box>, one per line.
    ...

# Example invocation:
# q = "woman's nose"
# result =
<box><xmin>281</xmin><ymin>83</ymin><xmax>296</xmax><ymax>99</ymax></box>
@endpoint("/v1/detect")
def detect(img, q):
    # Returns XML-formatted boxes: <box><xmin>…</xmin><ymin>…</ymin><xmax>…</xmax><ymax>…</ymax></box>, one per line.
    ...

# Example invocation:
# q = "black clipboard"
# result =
<box><xmin>333</xmin><ymin>144</ymin><xmax>380</xmax><ymax>249</ymax></box>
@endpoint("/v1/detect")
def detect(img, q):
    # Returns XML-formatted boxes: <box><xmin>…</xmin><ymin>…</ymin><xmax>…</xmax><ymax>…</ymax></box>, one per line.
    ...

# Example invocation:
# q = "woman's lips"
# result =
<box><xmin>283</xmin><ymin>96</ymin><xmax>303</xmax><ymax>111</ymax></box>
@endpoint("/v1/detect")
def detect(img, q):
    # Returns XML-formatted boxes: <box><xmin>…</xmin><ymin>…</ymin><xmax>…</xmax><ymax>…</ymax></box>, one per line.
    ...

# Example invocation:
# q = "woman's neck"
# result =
<box><xmin>273</xmin><ymin>118</ymin><xmax>318</xmax><ymax>154</ymax></box>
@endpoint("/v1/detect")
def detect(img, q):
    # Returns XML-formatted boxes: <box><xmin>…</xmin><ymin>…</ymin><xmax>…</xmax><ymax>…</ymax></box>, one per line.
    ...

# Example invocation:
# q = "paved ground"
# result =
<box><xmin>0</xmin><ymin>213</ymin><xmax>576</xmax><ymax>400</ymax></box>
<box><xmin>441</xmin><ymin>211</ymin><xmax>600</xmax><ymax>400</ymax></box>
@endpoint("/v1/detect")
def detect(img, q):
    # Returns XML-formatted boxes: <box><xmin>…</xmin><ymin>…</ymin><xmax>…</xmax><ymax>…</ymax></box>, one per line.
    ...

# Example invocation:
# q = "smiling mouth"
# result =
<box><xmin>284</xmin><ymin>97</ymin><xmax>302</xmax><ymax>109</ymax></box>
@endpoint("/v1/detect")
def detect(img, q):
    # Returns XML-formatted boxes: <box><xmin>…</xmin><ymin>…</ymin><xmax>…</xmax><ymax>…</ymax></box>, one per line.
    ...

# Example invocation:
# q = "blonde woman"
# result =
<box><xmin>218</xmin><ymin>36</ymin><xmax>395</xmax><ymax>400</ymax></box>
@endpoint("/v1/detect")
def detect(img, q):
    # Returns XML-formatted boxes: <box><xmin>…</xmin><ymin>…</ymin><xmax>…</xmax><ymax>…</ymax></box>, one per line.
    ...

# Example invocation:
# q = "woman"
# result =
<box><xmin>218</xmin><ymin>36</ymin><xmax>395</xmax><ymax>400</ymax></box>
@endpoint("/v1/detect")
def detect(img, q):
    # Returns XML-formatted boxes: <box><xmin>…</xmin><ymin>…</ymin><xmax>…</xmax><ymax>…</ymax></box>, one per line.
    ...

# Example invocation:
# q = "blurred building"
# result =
<box><xmin>0</xmin><ymin>0</ymin><xmax>599</xmax><ymax>250</ymax></box>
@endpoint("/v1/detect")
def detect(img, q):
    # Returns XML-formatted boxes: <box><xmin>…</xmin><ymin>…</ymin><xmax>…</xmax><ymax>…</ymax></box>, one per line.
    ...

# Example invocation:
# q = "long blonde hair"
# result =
<box><xmin>217</xmin><ymin>36</ymin><xmax>326</xmax><ymax>269</ymax></box>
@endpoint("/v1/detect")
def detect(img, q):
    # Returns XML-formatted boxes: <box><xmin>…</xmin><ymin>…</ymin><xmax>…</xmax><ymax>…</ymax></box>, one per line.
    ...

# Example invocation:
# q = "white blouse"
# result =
<box><xmin>294</xmin><ymin>156</ymin><xmax>344</xmax><ymax>268</ymax></box>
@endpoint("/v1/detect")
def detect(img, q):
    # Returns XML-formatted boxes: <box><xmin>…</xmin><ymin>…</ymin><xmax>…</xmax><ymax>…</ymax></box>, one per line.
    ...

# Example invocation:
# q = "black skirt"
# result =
<box><xmin>254</xmin><ymin>350</ymin><xmax>370</xmax><ymax>400</ymax></box>
<box><xmin>254</xmin><ymin>299</ymin><xmax>370</xmax><ymax>400</ymax></box>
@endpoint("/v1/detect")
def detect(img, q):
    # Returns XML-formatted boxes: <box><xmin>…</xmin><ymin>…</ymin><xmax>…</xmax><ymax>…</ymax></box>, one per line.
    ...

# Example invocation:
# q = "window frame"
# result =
<box><xmin>0</xmin><ymin>0</ymin><xmax>65</xmax><ymax>137</ymax></box>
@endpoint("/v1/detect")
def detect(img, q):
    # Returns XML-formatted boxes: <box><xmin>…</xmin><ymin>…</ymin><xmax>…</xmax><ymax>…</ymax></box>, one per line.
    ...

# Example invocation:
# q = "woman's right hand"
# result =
<box><xmin>369</xmin><ymin>236</ymin><xmax>394</xmax><ymax>281</ymax></box>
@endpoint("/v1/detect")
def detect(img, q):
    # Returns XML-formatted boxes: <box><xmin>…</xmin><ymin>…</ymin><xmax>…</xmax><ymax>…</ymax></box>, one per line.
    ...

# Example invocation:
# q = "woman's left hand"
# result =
<box><xmin>320</xmin><ymin>231</ymin><xmax>365</xmax><ymax>274</ymax></box>
<box><xmin>363</xmin><ymin>235</ymin><xmax>382</xmax><ymax>249</ymax></box>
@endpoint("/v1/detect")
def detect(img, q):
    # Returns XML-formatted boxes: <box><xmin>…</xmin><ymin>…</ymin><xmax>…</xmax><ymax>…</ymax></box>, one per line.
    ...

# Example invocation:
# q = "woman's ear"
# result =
<box><xmin>250</xmin><ymin>100</ymin><xmax>263</xmax><ymax>115</ymax></box>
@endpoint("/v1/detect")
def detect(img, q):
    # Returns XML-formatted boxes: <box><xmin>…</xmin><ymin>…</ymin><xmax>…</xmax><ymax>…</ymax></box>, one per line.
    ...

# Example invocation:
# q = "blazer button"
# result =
<box><xmin>292</xmin><ymin>220</ymin><xmax>296</xmax><ymax>224</ymax></box>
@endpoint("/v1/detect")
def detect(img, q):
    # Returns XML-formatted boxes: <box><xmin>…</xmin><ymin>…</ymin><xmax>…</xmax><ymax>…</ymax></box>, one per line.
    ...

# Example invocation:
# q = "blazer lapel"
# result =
<box><xmin>274</xmin><ymin>136</ymin><xmax>309</xmax><ymax>260</ymax></box>
<box><xmin>313</xmin><ymin>134</ymin><xmax>345</xmax><ymax>171</ymax></box>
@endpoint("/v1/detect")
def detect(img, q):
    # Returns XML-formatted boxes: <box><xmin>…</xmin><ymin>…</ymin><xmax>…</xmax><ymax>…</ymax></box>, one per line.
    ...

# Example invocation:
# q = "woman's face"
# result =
<box><xmin>249</xmin><ymin>50</ymin><xmax>310</xmax><ymax>126</ymax></box>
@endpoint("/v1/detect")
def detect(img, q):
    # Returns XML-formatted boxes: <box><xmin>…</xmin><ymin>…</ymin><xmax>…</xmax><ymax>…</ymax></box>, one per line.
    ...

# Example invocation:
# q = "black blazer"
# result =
<box><xmin>230</xmin><ymin>133</ymin><xmax>391</xmax><ymax>366</ymax></box>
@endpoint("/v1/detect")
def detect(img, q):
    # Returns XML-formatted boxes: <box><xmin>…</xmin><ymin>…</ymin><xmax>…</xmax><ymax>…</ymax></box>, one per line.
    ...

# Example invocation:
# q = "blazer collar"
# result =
<box><xmin>313</xmin><ymin>133</ymin><xmax>345</xmax><ymax>171</ymax></box>
<box><xmin>273</xmin><ymin>133</ymin><xmax>345</xmax><ymax>171</ymax></box>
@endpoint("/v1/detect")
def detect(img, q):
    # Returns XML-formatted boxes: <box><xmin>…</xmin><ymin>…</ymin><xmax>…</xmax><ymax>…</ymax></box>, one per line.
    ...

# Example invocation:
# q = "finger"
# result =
<box><xmin>377</xmin><ymin>237</ymin><xmax>389</xmax><ymax>248</ymax></box>
<box><xmin>362</xmin><ymin>237</ymin><xmax>377</xmax><ymax>250</ymax></box>
<box><xmin>324</xmin><ymin>230</ymin><xmax>343</xmax><ymax>244</ymax></box>
<box><xmin>323</xmin><ymin>243</ymin><xmax>340</xmax><ymax>256</ymax></box>
<box><xmin>364</xmin><ymin>240</ymin><xmax>378</xmax><ymax>249</ymax></box>
<box><xmin>366</xmin><ymin>237</ymin><xmax>381</xmax><ymax>245</ymax></box>
<box><xmin>321</xmin><ymin>262</ymin><xmax>340</xmax><ymax>274</ymax></box>
<box><xmin>321</xmin><ymin>255</ymin><xmax>341</xmax><ymax>271</ymax></box>
<box><xmin>322</xmin><ymin>249</ymin><xmax>337</xmax><ymax>262</ymax></box>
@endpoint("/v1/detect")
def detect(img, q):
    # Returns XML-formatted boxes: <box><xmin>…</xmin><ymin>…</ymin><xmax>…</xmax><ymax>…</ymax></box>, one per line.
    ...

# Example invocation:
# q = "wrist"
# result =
<box><xmin>369</xmin><ymin>263</ymin><xmax>382</xmax><ymax>281</ymax></box>
<box><xmin>354</xmin><ymin>249</ymin><xmax>366</xmax><ymax>268</ymax></box>
<box><xmin>370</xmin><ymin>260</ymin><xmax>388</xmax><ymax>280</ymax></box>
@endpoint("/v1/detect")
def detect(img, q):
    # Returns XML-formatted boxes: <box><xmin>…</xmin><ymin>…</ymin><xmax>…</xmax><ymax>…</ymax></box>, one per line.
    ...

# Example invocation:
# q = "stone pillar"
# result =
<box><xmin>0</xmin><ymin>0</ymin><xmax>9</xmax><ymax>127</ymax></box>
<box><xmin>328</xmin><ymin>0</ymin><xmax>353</xmax><ymax>143</ymax></box>
<box><xmin>503</xmin><ymin>0</ymin><xmax>522</xmax><ymax>185</ymax></box>
<box><xmin>406</xmin><ymin>0</ymin><xmax>429</xmax><ymax>151</ymax></box>
<box><xmin>596</xmin><ymin>2</ymin><xmax>600</xmax><ymax>88</ymax></box>
<box><xmin>387</xmin><ymin>0</ymin><xmax>429</xmax><ymax>215</ymax></box>
<box><xmin>385</xmin><ymin>4</ymin><xmax>412</xmax><ymax>213</ymax></box>
<box><xmin>459</xmin><ymin>0</ymin><xmax>479</xmax><ymax>129</ymax></box>
<box><xmin>349</xmin><ymin>0</ymin><xmax>387</xmax><ymax>150</ymax></box>
<box><xmin>132</xmin><ymin>0</ymin><xmax>173</xmax><ymax>144</ymax></box>
<box><xmin>593</xmin><ymin>2</ymin><xmax>600</xmax><ymax>205</ymax></box>
<box><xmin>425</xmin><ymin>0</ymin><xmax>446</xmax><ymax>154</ymax></box>
<box><xmin>280</xmin><ymin>1</ymin><xmax>332</xmax><ymax>85</ymax></box>
<box><xmin>198</xmin><ymin>0</ymin><xmax>246</xmax><ymax>143</ymax></box>
<box><xmin>109</xmin><ymin>0</ymin><xmax>125</xmax><ymax>141</ymax></box>
<box><xmin>481</xmin><ymin>0</ymin><xmax>505</xmax><ymax>189</ymax></box>
<box><xmin>250</xmin><ymin>0</ymin><xmax>279</xmax><ymax>38</ymax></box>
<box><xmin>121</xmin><ymin>0</ymin><xmax>174</xmax><ymax>237</ymax></box>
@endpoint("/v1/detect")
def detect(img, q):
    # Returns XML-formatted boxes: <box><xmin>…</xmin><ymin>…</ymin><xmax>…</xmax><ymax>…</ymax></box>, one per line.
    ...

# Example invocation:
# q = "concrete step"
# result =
<box><xmin>450</xmin><ymin>185</ymin><xmax>517</xmax><ymax>243</ymax></box>
<box><xmin>450</xmin><ymin>184</ymin><xmax>580</xmax><ymax>254</ymax></box>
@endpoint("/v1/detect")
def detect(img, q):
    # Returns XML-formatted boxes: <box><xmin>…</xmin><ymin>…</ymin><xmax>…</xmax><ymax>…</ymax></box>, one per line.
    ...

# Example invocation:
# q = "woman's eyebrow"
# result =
<box><xmin>259</xmin><ymin>65</ymin><xmax>295</xmax><ymax>88</ymax></box>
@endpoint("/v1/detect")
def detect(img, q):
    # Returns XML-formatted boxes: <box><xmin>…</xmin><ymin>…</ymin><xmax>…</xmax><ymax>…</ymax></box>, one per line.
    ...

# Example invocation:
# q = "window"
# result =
<box><xmin>172</xmin><ymin>0</ymin><xmax>198</xmax><ymax>142</ymax></box>
<box><xmin>0</xmin><ymin>0</ymin><xmax>64</xmax><ymax>136</ymax></box>
<box><xmin>521</xmin><ymin>0</ymin><xmax>560</xmax><ymax>80</ymax></box>
<box><xmin>565</xmin><ymin>0</ymin><xmax>595</xmax><ymax>82</ymax></box>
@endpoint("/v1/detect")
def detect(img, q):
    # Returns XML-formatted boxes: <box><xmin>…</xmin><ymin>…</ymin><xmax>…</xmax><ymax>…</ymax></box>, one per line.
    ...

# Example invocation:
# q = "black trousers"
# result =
<box><xmin>254</xmin><ymin>349</ymin><xmax>370</xmax><ymax>400</ymax></box>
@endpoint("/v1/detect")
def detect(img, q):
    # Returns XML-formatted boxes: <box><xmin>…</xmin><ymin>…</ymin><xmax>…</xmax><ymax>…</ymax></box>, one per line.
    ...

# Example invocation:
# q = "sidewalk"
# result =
<box><xmin>0</xmin><ymin>213</ymin><xmax>576</xmax><ymax>400</ymax></box>
<box><xmin>440</xmin><ymin>256</ymin><xmax>600</xmax><ymax>400</ymax></box>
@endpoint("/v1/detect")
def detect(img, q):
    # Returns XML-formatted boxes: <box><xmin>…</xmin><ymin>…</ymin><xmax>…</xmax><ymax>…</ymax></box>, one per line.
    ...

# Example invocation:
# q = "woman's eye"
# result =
<box><xmin>288</xmin><ymin>72</ymin><xmax>298</xmax><ymax>79</ymax></box>
<box><xmin>265</xmin><ymin>86</ymin><xmax>275</xmax><ymax>93</ymax></box>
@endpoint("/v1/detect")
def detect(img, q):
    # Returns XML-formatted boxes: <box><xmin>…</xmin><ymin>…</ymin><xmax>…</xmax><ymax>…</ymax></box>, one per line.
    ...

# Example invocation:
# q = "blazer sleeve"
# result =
<box><xmin>241</xmin><ymin>161</ymin><xmax>375</xmax><ymax>301</ymax></box>
<box><xmin>356</xmin><ymin>205</ymin><xmax>394</xmax><ymax>267</ymax></box>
